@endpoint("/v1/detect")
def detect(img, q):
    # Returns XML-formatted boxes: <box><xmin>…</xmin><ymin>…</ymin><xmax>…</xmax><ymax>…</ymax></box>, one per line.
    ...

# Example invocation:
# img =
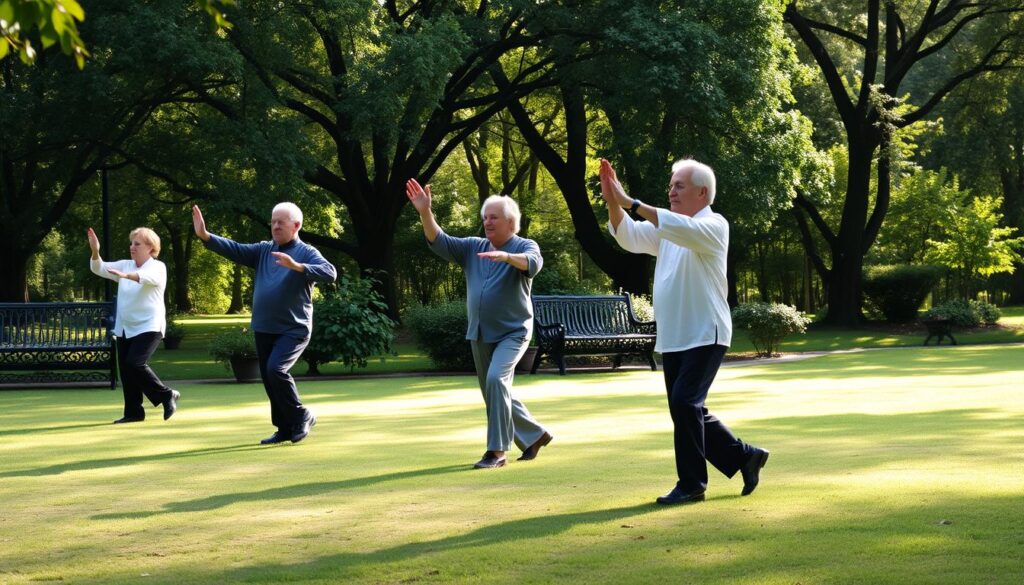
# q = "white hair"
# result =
<box><xmin>272</xmin><ymin>202</ymin><xmax>303</xmax><ymax>227</ymax></box>
<box><xmin>671</xmin><ymin>159</ymin><xmax>717</xmax><ymax>204</ymax></box>
<box><xmin>480</xmin><ymin>195</ymin><xmax>522</xmax><ymax>234</ymax></box>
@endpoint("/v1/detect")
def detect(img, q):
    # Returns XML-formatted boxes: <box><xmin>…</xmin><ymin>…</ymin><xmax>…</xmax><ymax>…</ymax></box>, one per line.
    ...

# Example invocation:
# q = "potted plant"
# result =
<box><xmin>162</xmin><ymin>313</ymin><xmax>185</xmax><ymax>350</ymax></box>
<box><xmin>208</xmin><ymin>327</ymin><xmax>260</xmax><ymax>382</ymax></box>
<box><xmin>516</xmin><ymin>337</ymin><xmax>539</xmax><ymax>374</ymax></box>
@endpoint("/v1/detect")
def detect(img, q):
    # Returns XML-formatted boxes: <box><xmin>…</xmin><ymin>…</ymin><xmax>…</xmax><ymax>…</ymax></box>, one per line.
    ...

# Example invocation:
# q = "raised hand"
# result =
<box><xmin>191</xmin><ymin>205</ymin><xmax>210</xmax><ymax>241</ymax></box>
<box><xmin>87</xmin><ymin>227</ymin><xmax>101</xmax><ymax>257</ymax></box>
<box><xmin>599</xmin><ymin>158</ymin><xmax>630</xmax><ymax>207</ymax></box>
<box><xmin>405</xmin><ymin>178</ymin><xmax>432</xmax><ymax>215</ymax></box>
<box><xmin>271</xmin><ymin>251</ymin><xmax>304</xmax><ymax>272</ymax></box>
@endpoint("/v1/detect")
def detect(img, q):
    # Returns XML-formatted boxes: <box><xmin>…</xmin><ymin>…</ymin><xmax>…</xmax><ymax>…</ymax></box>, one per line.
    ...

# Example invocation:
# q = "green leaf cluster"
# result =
<box><xmin>0</xmin><ymin>0</ymin><xmax>87</xmax><ymax>67</ymax></box>
<box><xmin>925</xmin><ymin>195</ymin><xmax>1024</xmax><ymax>292</ymax></box>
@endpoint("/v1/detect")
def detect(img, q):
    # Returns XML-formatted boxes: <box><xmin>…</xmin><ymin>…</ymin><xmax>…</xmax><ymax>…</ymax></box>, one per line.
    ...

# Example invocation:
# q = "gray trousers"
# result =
<box><xmin>470</xmin><ymin>336</ymin><xmax>547</xmax><ymax>452</ymax></box>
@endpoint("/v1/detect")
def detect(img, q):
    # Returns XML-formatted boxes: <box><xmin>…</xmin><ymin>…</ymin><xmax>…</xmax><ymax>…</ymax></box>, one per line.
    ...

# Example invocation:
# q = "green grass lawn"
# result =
<box><xmin>2</xmin><ymin>344</ymin><xmax>1022</xmax><ymax>584</ymax></box>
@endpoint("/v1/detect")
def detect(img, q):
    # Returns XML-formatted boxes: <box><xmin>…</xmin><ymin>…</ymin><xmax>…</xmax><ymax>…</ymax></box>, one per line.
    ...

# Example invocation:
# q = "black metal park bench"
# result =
<box><xmin>530</xmin><ymin>294</ymin><xmax>657</xmax><ymax>375</ymax></box>
<box><xmin>923</xmin><ymin>318</ymin><xmax>957</xmax><ymax>346</ymax></box>
<box><xmin>0</xmin><ymin>302</ymin><xmax>117</xmax><ymax>388</ymax></box>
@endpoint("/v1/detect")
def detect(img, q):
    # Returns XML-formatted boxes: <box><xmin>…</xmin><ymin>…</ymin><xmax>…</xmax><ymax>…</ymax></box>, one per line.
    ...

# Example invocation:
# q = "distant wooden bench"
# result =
<box><xmin>0</xmin><ymin>302</ymin><xmax>116</xmax><ymax>388</ymax></box>
<box><xmin>923</xmin><ymin>319</ymin><xmax>957</xmax><ymax>346</ymax></box>
<box><xmin>531</xmin><ymin>294</ymin><xmax>657</xmax><ymax>375</ymax></box>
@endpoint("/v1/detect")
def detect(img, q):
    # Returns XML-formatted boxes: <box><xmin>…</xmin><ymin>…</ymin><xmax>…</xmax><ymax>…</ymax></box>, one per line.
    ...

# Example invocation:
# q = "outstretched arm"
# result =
<box><xmin>406</xmin><ymin>178</ymin><xmax>442</xmax><ymax>243</ymax></box>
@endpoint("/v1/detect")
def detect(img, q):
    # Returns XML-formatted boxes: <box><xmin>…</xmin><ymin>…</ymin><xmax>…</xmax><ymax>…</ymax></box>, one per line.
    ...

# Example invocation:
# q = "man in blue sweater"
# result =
<box><xmin>192</xmin><ymin>203</ymin><xmax>337</xmax><ymax>444</ymax></box>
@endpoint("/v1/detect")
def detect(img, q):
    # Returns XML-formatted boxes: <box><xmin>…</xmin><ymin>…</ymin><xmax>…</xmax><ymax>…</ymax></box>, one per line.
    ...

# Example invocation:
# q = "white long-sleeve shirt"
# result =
<box><xmin>609</xmin><ymin>206</ymin><xmax>732</xmax><ymax>353</ymax></box>
<box><xmin>89</xmin><ymin>257</ymin><xmax>167</xmax><ymax>338</ymax></box>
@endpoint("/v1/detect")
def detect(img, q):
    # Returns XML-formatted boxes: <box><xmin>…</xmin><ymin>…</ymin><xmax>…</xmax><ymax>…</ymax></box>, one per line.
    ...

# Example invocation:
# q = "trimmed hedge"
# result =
<box><xmin>862</xmin><ymin>264</ymin><xmax>942</xmax><ymax>323</ymax></box>
<box><xmin>404</xmin><ymin>301</ymin><xmax>475</xmax><ymax>371</ymax></box>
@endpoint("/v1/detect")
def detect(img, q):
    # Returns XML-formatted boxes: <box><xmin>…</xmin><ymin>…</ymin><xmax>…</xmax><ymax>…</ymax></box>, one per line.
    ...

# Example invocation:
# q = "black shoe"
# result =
<box><xmin>163</xmin><ymin>390</ymin><xmax>180</xmax><ymax>421</ymax></box>
<box><xmin>518</xmin><ymin>431</ymin><xmax>553</xmax><ymax>461</ymax></box>
<box><xmin>474</xmin><ymin>451</ymin><xmax>507</xmax><ymax>469</ymax></box>
<box><xmin>741</xmin><ymin>448</ymin><xmax>770</xmax><ymax>496</ymax></box>
<box><xmin>291</xmin><ymin>413</ymin><xmax>317</xmax><ymax>443</ymax></box>
<box><xmin>656</xmin><ymin>486</ymin><xmax>706</xmax><ymax>505</ymax></box>
<box><xmin>113</xmin><ymin>416</ymin><xmax>144</xmax><ymax>424</ymax></box>
<box><xmin>260</xmin><ymin>431</ymin><xmax>289</xmax><ymax>445</ymax></box>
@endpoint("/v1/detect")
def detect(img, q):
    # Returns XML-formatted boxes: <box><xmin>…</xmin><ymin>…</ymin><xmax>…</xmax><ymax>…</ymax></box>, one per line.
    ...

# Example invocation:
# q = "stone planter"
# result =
<box><xmin>515</xmin><ymin>346</ymin><xmax>538</xmax><ymax>374</ymax></box>
<box><xmin>229</xmin><ymin>356</ymin><xmax>261</xmax><ymax>382</ymax></box>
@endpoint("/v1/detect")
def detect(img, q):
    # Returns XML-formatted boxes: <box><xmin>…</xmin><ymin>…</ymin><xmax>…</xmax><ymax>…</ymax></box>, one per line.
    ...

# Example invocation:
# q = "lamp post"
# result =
<box><xmin>101</xmin><ymin>168</ymin><xmax>112</xmax><ymax>302</ymax></box>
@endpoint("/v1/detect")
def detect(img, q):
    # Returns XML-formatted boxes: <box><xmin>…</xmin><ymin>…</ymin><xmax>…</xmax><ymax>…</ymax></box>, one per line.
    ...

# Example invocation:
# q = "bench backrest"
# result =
<box><xmin>0</xmin><ymin>302</ymin><xmax>114</xmax><ymax>349</ymax></box>
<box><xmin>532</xmin><ymin>294</ymin><xmax>645</xmax><ymax>335</ymax></box>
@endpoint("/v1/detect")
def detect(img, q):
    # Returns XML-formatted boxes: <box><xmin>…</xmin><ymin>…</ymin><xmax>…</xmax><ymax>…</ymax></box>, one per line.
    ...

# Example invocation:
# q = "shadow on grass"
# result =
<box><xmin>0</xmin><ymin>421</ymin><xmax>110</xmax><ymax>437</ymax></box>
<box><xmin>92</xmin><ymin>464</ymin><xmax>469</xmax><ymax>519</ymax></box>
<box><xmin>0</xmin><ymin>443</ymin><xmax>265</xmax><ymax>478</ymax></box>
<box><xmin>227</xmin><ymin>502</ymin><xmax>657</xmax><ymax>582</ymax></box>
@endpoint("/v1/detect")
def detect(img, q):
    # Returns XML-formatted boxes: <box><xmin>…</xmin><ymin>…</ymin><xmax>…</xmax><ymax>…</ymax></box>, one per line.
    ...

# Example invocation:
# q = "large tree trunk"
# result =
<box><xmin>821</xmin><ymin>140</ymin><xmax>875</xmax><ymax>326</ymax></box>
<box><xmin>503</xmin><ymin>81</ymin><xmax>652</xmax><ymax>295</ymax></box>
<box><xmin>227</xmin><ymin>263</ymin><xmax>245</xmax><ymax>314</ymax></box>
<box><xmin>0</xmin><ymin>247</ymin><xmax>30</xmax><ymax>302</ymax></box>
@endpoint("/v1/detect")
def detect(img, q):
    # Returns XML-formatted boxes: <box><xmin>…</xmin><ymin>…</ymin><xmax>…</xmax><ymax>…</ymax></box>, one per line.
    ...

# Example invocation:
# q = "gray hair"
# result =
<box><xmin>480</xmin><ymin>195</ymin><xmax>522</xmax><ymax>234</ymax></box>
<box><xmin>671</xmin><ymin>159</ymin><xmax>717</xmax><ymax>205</ymax></box>
<box><xmin>272</xmin><ymin>202</ymin><xmax>304</xmax><ymax>227</ymax></box>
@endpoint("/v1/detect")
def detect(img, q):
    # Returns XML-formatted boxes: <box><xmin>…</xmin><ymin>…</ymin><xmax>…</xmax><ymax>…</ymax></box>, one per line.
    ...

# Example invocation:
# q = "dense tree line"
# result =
<box><xmin>3</xmin><ymin>0</ymin><xmax>1023</xmax><ymax>323</ymax></box>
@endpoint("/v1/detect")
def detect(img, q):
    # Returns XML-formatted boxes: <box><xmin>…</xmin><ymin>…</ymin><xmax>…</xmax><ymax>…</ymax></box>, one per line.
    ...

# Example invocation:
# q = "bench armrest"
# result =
<box><xmin>535</xmin><ymin>322</ymin><xmax>565</xmax><ymax>347</ymax></box>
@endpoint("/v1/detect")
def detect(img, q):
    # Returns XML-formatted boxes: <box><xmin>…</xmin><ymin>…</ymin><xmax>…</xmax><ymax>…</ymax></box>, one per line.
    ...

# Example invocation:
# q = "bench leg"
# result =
<box><xmin>530</xmin><ymin>350</ymin><xmax>543</xmax><ymax>374</ymax></box>
<box><xmin>612</xmin><ymin>354</ymin><xmax>622</xmax><ymax>370</ymax></box>
<box><xmin>557</xmin><ymin>354</ymin><xmax>567</xmax><ymax>376</ymax></box>
<box><xmin>647</xmin><ymin>352</ymin><xmax>658</xmax><ymax>371</ymax></box>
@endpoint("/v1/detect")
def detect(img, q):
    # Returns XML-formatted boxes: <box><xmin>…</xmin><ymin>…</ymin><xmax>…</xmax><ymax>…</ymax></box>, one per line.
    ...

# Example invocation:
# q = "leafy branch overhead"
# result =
<box><xmin>0</xmin><ymin>0</ymin><xmax>235</xmax><ymax>68</ymax></box>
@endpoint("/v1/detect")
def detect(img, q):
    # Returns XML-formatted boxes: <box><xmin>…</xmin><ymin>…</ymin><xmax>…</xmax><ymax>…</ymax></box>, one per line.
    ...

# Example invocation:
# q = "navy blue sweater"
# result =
<box><xmin>204</xmin><ymin>234</ymin><xmax>337</xmax><ymax>339</ymax></box>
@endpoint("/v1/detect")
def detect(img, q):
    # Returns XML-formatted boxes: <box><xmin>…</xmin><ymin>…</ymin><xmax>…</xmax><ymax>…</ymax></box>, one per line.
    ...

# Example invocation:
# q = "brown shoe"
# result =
<box><xmin>517</xmin><ymin>431</ymin><xmax>553</xmax><ymax>461</ymax></box>
<box><xmin>473</xmin><ymin>451</ymin><xmax>507</xmax><ymax>469</ymax></box>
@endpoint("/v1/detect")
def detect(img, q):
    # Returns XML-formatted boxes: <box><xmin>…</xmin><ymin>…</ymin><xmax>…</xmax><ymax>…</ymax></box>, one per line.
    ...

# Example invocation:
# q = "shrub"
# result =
<box><xmin>163</xmin><ymin>311</ymin><xmax>185</xmax><ymax>342</ymax></box>
<box><xmin>923</xmin><ymin>299</ymin><xmax>1001</xmax><ymax>328</ymax></box>
<box><xmin>628</xmin><ymin>293</ymin><xmax>654</xmax><ymax>322</ymax></box>
<box><xmin>974</xmin><ymin>300</ymin><xmax>1001</xmax><ymax>325</ymax></box>
<box><xmin>862</xmin><ymin>264</ymin><xmax>942</xmax><ymax>323</ymax></box>
<box><xmin>208</xmin><ymin>327</ymin><xmax>258</xmax><ymax>369</ymax></box>
<box><xmin>304</xmin><ymin>276</ymin><xmax>396</xmax><ymax>375</ymax></box>
<box><xmin>731</xmin><ymin>302</ymin><xmax>811</xmax><ymax>357</ymax></box>
<box><xmin>404</xmin><ymin>301</ymin><xmax>474</xmax><ymax>371</ymax></box>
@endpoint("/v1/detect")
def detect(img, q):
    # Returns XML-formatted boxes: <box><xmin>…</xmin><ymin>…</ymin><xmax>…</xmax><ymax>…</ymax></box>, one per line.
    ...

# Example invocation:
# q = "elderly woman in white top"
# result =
<box><xmin>88</xmin><ymin>227</ymin><xmax>179</xmax><ymax>424</ymax></box>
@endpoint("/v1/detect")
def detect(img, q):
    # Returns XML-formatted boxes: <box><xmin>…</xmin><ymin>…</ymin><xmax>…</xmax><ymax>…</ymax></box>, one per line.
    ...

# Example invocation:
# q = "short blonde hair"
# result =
<box><xmin>130</xmin><ymin>227</ymin><xmax>161</xmax><ymax>258</ymax></box>
<box><xmin>480</xmin><ymin>195</ymin><xmax>522</xmax><ymax>234</ymax></box>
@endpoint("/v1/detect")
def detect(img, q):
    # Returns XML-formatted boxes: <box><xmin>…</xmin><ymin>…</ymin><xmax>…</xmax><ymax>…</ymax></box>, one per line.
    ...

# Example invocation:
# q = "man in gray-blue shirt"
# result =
<box><xmin>192</xmin><ymin>203</ymin><xmax>337</xmax><ymax>445</ymax></box>
<box><xmin>406</xmin><ymin>179</ymin><xmax>553</xmax><ymax>469</ymax></box>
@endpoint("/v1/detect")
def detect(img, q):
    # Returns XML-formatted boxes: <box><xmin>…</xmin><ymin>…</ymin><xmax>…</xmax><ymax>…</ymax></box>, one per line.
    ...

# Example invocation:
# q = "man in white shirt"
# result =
<box><xmin>600</xmin><ymin>157</ymin><xmax>769</xmax><ymax>505</ymax></box>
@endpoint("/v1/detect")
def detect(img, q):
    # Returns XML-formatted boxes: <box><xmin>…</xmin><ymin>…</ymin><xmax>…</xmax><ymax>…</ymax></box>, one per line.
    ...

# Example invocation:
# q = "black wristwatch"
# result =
<box><xmin>629</xmin><ymin>199</ymin><xmax>642</xmax><ymax>213</ymax></box>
